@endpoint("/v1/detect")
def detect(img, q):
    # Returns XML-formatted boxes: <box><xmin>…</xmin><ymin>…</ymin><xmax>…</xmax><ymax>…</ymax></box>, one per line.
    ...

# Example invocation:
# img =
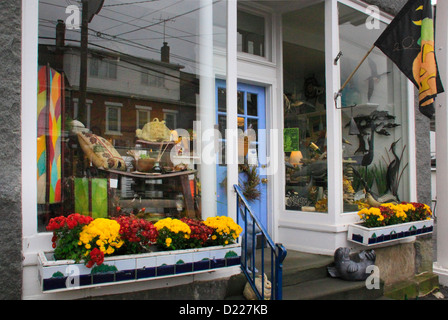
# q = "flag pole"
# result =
<box><xmin>335</xmin><ymin>44</ymin><xmax>375</xmax><ymax>103</ymax></box>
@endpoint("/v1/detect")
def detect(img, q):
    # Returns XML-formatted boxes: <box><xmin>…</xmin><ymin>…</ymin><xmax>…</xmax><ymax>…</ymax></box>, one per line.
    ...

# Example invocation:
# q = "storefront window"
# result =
<box><xmin>338</xmin><ymin>3</ymin><xmax>410</xmax><ymax>212</ymax></box>
<box><xmin>37</xmin><ymin>0</ymin><xmax>226</xmax><ymax>231</ymax></box>
<box><xmin>283</xmin><ymin>2</ymin><xmax>328</xmax><ymax>213</ymax></box>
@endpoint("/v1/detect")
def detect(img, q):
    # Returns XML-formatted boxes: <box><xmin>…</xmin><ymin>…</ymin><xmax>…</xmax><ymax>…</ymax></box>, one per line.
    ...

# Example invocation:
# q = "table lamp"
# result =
<box><xmin>290</xmin><ymin>151</ymin><xmax>303</xmax><ymax>167</ymax></box>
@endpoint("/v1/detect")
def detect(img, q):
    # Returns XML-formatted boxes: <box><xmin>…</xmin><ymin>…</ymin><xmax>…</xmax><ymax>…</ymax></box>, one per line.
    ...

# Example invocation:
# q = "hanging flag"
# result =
<box><xmin>374</xmin><ymin>0</ymin><xmax>444</xmax><ymax>119</ymax></box>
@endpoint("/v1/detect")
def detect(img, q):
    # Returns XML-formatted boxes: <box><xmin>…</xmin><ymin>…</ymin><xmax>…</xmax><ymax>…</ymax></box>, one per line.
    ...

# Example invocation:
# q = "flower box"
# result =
<box><xmin>347</xmin><ymin>219</ymin><xmax>434</xmax><ymax>246</ymax></box>
<box><xmin>37</xmin><ymin>244</ymin><xmax>241</xmax><ymax>293</ymax></box>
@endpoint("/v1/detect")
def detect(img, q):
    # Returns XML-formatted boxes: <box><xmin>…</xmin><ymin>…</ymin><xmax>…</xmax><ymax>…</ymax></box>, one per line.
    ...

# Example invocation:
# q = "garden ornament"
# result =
<box><xmin>327</xmin><ymin>247</ymin><xmax>376</xmax><ymax>281</ymax></box>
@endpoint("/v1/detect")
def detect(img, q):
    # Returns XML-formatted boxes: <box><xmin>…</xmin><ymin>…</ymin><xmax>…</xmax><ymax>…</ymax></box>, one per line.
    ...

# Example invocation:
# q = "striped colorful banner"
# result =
<box><xmin>37</xmin><ymin>65</ymin><xmax>62</xmax><ymax>204</ymax></box>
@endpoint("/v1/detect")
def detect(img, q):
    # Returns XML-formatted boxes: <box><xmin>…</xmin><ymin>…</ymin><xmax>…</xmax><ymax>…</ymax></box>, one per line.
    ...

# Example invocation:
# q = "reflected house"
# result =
<box><xmin>39</xmin><ymin>34</ymin><xmax>197</xmax><ymax>149</ymax></box>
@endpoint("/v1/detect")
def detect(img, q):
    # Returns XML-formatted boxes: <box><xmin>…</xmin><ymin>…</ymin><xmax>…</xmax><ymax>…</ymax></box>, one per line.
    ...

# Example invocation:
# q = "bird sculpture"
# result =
<box><xmin>386</xmin><ymin>138</ymin><xmax>402</xmax><ymax>201</ymax></box>
<box><xmin>365</xmin><ymin>191</ymin><xmax>397</xmax><ymax>207</ymax></box>
<box><xmin>360</xmin><ymin>122</ymin><xmax>378</xmax><ymax>182</ymax></box>
<box><xmin>366</xmin><ymin>58</ymin><xmax>391</xmax><ymax>101</ymax></box>
<box><xmin>327</xmin><ymin>247</ymin><xmax>376</xmax><ymax>281</ymax></box>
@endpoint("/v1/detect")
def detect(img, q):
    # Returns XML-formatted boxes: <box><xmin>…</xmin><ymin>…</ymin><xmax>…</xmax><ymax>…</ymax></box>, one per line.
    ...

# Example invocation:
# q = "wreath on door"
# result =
<box><xmin>239</xmin><ymin>164</ymin><xmax>261</xmax><ymax>202</ymax></box>
<box><xmin>220</xmin><ymin>164</ymin><xmax>261</xmax><ymax>203</ymax></box>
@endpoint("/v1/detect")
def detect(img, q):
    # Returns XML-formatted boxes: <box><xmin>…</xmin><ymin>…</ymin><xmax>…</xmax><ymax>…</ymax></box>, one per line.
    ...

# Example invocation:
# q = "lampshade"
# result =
<box><xmin>290</xmin><ymin>151</ymin><xmax>303</xmax><ymax>166</ymax></box>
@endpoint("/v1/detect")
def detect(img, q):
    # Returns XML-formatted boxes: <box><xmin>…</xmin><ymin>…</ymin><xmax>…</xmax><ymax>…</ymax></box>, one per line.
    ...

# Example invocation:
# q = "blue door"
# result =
<box><xmin>216</xmin><ymin>80</ymin><xmax>268</xmax><ymax>230</ymax></box>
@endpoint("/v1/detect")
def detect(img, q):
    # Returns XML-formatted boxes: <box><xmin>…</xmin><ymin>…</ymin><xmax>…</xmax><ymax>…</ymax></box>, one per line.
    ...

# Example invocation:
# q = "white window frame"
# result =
<box><xmin>105</xmin><ymin>102</ymin><xmax>123</xmax><ymax>135</ymax></box>
<box><xmin>236</xmin><ymin>2</ymin><xmax>273</xmax><ymax>63</ymax></box>
<box><xmin>136</xmin><ymin>105</ymin><xmax>152</xmax><ymax>129</ymax></box>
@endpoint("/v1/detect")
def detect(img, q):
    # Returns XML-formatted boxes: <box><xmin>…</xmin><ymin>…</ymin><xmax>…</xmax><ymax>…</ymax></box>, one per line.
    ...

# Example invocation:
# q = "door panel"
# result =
<box><xmin>216</xmin><ymin>80</ymin><xmax>267</xmax><ymax>230</ymax></box>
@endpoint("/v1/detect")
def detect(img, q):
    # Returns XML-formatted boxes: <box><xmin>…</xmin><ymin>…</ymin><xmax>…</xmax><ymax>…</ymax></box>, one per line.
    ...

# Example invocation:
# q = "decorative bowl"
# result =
<box><xmin>136</xmin><ymin>158</ymin><xmax>156</xmax><ymax>172</ymax></box>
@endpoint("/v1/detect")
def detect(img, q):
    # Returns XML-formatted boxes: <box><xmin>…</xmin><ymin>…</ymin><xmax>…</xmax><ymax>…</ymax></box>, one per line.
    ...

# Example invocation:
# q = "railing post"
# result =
<box><xmin>233</xmin><ymin>184</ymin><xmax>287</xmax><ymax>300</ymax></box>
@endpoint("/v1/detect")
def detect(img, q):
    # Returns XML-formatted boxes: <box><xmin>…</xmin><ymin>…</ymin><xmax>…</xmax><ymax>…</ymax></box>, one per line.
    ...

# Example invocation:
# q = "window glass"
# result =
<box><xmin>237</xmin><ymin>9</ymin><xmax>265</xmax><ymax>57</ymax></box>
<box><xmin>283</xmin><ymin>2</ymin><xmax>327</xmax><ymax>213</ymax></box>
<box><xmin>338</xmin><ymin>3</ymin><xmax>409</xmax><ymax>212</ymax></box>
<box><xmin>37</xmin><ymin>0</ymin><xmax>226</xmax><ymax>231</ymax></box>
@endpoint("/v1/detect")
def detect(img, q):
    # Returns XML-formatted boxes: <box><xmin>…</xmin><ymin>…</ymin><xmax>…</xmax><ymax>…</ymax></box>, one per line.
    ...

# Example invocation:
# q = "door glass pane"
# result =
<box><xmin>218</xmin><ymin>115</ymin><xmax>227</xmax><ymax>139</ymax></box>
<box><xmin>237</xmin><ymin>91</ymin><xmax>244</xmax><ymax>114</ymax></box>
<box><xmin>283</xmin><ymin>2</ymin><xmax>327</xmax><ymax>212</ymax></box>
<box><xmin>218</xmin><ymin>87</ymin><xmax>226</xmax><ymax>112</ymax></box>
<box><xmin>247</xmin><ymin>93</ymin><xmax>258</xmax><ymax>116</ymax></box>
<box><xmin>37</xmin><ymin>0</ymin><xmax>227</xmax><ymax>231</ymax></box>
<box><xmin>247</xmin><ymin>118</ymin><xmax>258</xmax><ymax>140</ymax></box>
<box><xmin>338</xmin><ymin>3</ymin><xmax>409</xmax><ymax>212</ymax></box>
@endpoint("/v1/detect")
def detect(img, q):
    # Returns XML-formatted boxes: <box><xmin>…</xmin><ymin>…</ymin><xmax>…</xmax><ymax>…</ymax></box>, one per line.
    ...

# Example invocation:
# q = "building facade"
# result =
<box><xmin>0</xmin><ymin>0</ymin><xmax>439</xmax><ymax>299</ymax></box>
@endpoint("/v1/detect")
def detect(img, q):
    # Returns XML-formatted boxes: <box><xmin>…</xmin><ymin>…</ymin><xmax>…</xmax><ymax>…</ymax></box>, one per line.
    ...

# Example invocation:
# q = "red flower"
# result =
<box><xmin>46</xmin><ymin>216</ymin><xmax>66</xmax><ymax>231</ymax></box>
<box><xmin>88</xmin><ymin>248</ymin><xmax>104</xmax><ymax>267</ymax></box>
<box><xmin>180</xmin><ymin>218</ymin><xmax>214</xmax><ymax>246</ymax></box>
<box><xmin>112</xmin><ymin>215</ymin><xmax>158</xmax><ymax>253</ymax></box>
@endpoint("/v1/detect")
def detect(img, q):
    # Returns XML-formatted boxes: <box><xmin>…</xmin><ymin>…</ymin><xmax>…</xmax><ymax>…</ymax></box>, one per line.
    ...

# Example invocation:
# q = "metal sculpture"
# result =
<box><xmin>385</xmin><ymin>139</ymin><xmax>407</xmax><ymax>201</ymax></box>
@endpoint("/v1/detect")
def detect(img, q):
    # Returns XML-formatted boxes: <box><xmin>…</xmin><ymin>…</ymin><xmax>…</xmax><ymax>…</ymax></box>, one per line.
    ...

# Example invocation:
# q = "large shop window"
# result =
<box><xmin>37</xmin><ymin>0</ymin><xmax>226</xmax><ymax>231</ymax></box>
<box><xmin>283</xmin><ymin>2</ymin><xmax>328</xmax><ymax>213</ymax></box>
<box><xmin>338</xmin><ymin>3</ymin><xmax>410</xmax><ymax>212</ymax></box>
<box><xmin>282</xmin><ymin>1</ymin><xmax>410</xmax><ymax>214</ymax></box>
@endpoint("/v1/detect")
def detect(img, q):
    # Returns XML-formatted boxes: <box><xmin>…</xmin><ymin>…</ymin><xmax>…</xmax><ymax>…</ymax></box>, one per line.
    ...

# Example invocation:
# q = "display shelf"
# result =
<box><xmin>99</xmin><ymin>168</ymin><xmax>198</xmax><ymax>219</ymax></box>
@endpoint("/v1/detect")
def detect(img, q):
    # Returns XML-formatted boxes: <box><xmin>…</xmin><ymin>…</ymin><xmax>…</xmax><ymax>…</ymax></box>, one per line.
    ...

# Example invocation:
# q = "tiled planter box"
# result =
<box><xmin>38</xmin><ymin>244</ymin><xmax>241</xmax><ymax>292</ymax></box>
<box><xmin>348</xmin><ymin>219</ymin><xmax>434</xmax><ymax>246</ymax></box>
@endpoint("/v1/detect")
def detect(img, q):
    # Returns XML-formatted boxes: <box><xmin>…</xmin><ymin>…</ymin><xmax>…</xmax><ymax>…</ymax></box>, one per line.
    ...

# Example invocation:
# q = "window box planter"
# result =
<box><xmin>347</xmin><ymin>219</ymin><xmax>434</xmax><ymax>246</ymax></box>
<box><xmin>37</xmin><ymin>244</ymin><xmax>241</xmax><ymax>293</ymax></box>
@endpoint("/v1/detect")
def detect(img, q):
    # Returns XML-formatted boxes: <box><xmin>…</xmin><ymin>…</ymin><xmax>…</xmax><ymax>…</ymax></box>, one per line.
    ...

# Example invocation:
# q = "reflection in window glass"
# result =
<box><xmin>37</xmin><ymin>0</ymin><xmax>226</xmax><ymax>231</ymax></box>
<box><xmin>338</xmin><ymin>3</ymin><xmax>409</xmax><ymax>212</ymax></box>
<box><xmin>107</xmin><ymin>106</ymin><xmax>120</xmax><ymax>133</ymax></box>
<box><xmin>237</xmin><ymin>9</ymin><xmax>265</xmax><ymax>57</ymax></box>
<box><xmin>282</xmin><ymin>2</ymin><xmax>327</xmax><ymax>213</ymax></box>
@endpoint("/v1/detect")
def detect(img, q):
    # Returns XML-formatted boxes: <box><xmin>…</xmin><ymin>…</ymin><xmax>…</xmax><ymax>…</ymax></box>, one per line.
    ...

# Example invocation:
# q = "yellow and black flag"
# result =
<box><xmin>374</xmin><ymin>0</ymin><xmax>444</xmax><ymax>119</ymax></box>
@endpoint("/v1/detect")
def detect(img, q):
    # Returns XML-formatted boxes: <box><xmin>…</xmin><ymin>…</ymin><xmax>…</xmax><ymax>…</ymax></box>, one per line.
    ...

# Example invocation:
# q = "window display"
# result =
<box><xmin>37</xmin><ymin>0</ymin><xmax>226</xmax><ymax>231</ymax></box>
<box><xmin>338</xmin><ymin>3</ymin><xmax>410</xmax><ymax>212</ymax></box>
<box><xmin>282</xmin><ymin>2</ymin><xmax>328</xmax><ymax>212</ymax></box>
<box><xmin>282</xmin><ymin>1</ymin><xmax>411</xmax><ymax>214</ymax></box>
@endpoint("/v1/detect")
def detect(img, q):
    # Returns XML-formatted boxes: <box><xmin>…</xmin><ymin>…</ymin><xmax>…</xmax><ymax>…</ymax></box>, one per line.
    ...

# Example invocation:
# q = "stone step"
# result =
<box><xmin>282</xmin><ymin>277</ymin><xmax>384</xmax><ymax>300</ymax></box>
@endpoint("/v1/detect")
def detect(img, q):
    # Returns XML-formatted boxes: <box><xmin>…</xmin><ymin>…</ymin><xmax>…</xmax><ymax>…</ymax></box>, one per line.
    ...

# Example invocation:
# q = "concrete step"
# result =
<box><xmin>282</xmin><ymin>277</ymin><xmax>384</xmax><ymax>300</ymax></box>
<box><xmin>245</xmin><ymin>249</ymin><xmax>334</xmax><ymax>286</ymax></box>
<box><xmin>229</xmin><ymin>250</ymin><xmax>384</xmax><ymax>300</ymax></box>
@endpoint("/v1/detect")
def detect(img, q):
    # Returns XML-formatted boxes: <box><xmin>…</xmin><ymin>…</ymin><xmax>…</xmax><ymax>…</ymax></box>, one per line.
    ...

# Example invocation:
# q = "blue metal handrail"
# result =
<box><xmin>234</xmin><ymin>184</ymin><xmax>287</xmax><ymax>300</ymax></box>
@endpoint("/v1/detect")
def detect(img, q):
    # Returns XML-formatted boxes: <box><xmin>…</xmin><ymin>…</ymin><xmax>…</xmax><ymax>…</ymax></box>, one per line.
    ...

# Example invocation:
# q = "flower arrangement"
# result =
<box><xmin>46</xmin><ymin>214</ymin><xmax>242</xmax><ymax>267</ymax></box>
<box><xmin>204</xmin><ymin>216</ymin><xmax>243</xmax><ymax>246</ymax></box>
<box><xmin>78</xmin><ymin>218</ymin><xmax>124</xmax><ymax>268</ymax></box>
<box><xmin>46</xmin><ymin>213</ymin><xmax>93</xmax><ymax>261</ymax></box>
<box><xmin>154</xmin><ymin>217</ymin><xmax>192</xmax><ymax>250</ymax></box>
<box><xmin>357</xmin><ymin>202</ymin><xmax>432</xmax><ymax>228</ymax></box>
<box><xmin>113</xmin><ymin>215</ymin><xmax>158</xmax><ymax>254</ymax></box>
